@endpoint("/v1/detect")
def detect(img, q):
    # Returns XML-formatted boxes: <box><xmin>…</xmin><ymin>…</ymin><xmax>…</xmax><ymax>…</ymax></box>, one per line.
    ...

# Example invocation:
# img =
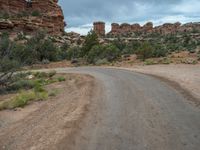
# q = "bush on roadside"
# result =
<box><xmin>81</xmin><ymin>30</ymin><xmax>99</xmax><ymax>56</ymax></box>
<box><xmin>136</xmin><ymin>42</ymin><xmax>153</xmax><ymax>61</ymax></box>
<box><xmin>22</xmin><ymin>31</ymin><xmax>59</xmax><ymax>64</ymax></box>
<box><xmin>144</xmin><ymin>59</ymin><xmax>157</xmax><ymax>65</ymax></box>
<box><xmin>0</xmin><ymin>90</ymin><xmax>48</xmax><ymax>110</ymax></box>
<box><xmin>151</xmin><ymin>44</ymin><xmax>168</xmax><ymax>57</ymax></box>
<box><xmin>121</xmin><ymin>41</ymin><xmax>141</xmax><ymax>55</ymax></box>
<box><xmin>8</xmin><ymin>80</ymin><xmax>35</xmax><ymax>91</ymax></box>
<box><xmin>0</xmin><ymin>33</ymin><xmax>22</xmax><ymax>87</ymax></box>
<box><xmin>198</xmin><ymin>53</ymin><xmax>200</xmax><ymax>61</ymax></box>
<box><xmin>57</xmin><ymin>76</ymin><xmax>66</xmax><ymax>82</ymax></box>
<box><xmin>34</xmin><ymin>72</ymin><xmax>48</xmax><ymax>78</ymax></box>
<box><xmin>48</xmin><ymin>70</ymin><xmax>56</xmax><ymax>78</ymax></box>
<box><xmin>95</xmin><ymin>58</ymin><xmax>109</xmax><ymax>65</ymax></box>
<box><xmin>57</xmin><ymin>42</ymin><xmax>69</xmax><ymax>60</ymax></box>
<box><xmin>87</xmin><ymin>44</ymin><xmax>120</xmax><ymax>64</ymax></box>
<box><xmin>65</xmin><ymin>46</ymin><xmax>82</xmax><ymax>60</ymax></box>
<box><xmin>112</xmin><ymin>38</ymin><xmax>126</xmax><ymax>51</ymax></box>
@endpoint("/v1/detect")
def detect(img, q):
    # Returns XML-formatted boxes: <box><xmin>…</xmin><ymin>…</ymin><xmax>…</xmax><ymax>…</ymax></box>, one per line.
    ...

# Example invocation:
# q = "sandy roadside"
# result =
<box><xmin>0</xmin><ymin>74</ymin><xmax>96</xmax><ymax>150</ymax></box>
<box><xmin>112</xmin><ymin>64</ymin><xmax>200</xmax><ymax>105</ymax></box>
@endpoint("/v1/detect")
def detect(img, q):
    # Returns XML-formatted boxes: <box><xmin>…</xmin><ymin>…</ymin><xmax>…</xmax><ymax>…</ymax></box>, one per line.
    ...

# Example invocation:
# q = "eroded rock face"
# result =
<box><xmin>0</xmin><ymin>0</ymin><xmax>65</xmax><ymax>35</ymax></box>
<box><xmin>106</xmin><ymin>21</ymin><xmax>200</xmax><ymax>37</ymax></box>
<box><xmin>93</xmin><ymin>22</ymin><xmax>105</xmax><ymax>37</ymax></box>
<box><xmin>142</xmin><ymin>22</ymin><xmax>153</xmax><ymax>33</ymax></box>
<box><xmin>108</xmin><ymin>22</ymin><xmax>154</xmax><ymax>37</ymax></box>
<box><xmin>154</xmin><ymin>22</ymin><xmax>181</xmax><ymax>35</ymax></box>
<box><xmin>180</xmin><ymin>22</ymin><xmax>200</xmax><ymax>33</ymax></box>
<box><xmin>131</xmin><ymin>24</ymin><xmax>141</xmax><ymax>32</ymax></box>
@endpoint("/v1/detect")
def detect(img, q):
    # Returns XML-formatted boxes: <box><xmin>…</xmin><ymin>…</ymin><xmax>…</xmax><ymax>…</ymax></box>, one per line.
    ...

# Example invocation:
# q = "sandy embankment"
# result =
<box><xmin>0</xmin><ymin>74</ymin><xmax>96</xmax><ymax>150</ymax></box>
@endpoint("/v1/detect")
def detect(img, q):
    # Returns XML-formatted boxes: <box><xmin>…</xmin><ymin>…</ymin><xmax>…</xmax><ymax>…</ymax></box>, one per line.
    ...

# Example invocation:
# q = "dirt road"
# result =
<box><xmin>57</xmin><ymin>67</ymin><xmax>200</xmax><ymax>150</ymax></box>
<box><xmin>0</xmin><ymin>67</ymin><xmax>200</xmax><ymax>150</ymax></box>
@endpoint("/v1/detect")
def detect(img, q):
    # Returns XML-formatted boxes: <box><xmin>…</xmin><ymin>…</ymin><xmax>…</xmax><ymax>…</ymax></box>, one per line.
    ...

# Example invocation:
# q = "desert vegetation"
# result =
<box><xmin>0</xmin><ymin>71</ymin><xmax>66</xmax><ymax>110</ymax></box>
<box><xmin>68</xmin><ymin>30</ymin><xmax>200</xmax><ymax>65</ymax></box>
<box><xmin>0</xmin><ymin>29</ymin><xmax>200</xmax><ymax>87</ymax></box>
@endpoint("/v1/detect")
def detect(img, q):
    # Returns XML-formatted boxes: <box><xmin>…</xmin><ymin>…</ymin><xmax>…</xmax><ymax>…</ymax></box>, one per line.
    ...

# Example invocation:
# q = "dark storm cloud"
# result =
<box><xmin>58</xmin><ymin>0</ymin><xmax>200</xmax><ymax>34</ymax></box>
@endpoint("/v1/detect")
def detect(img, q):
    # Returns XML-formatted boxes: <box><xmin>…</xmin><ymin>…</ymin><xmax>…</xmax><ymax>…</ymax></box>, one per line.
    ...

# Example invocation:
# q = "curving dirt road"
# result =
<box><xmin>57</xmin><ymin>67</ymin><xmax>200</xmax><ymax>150</ymax></box>
<box><xmin>0</xmin><ymin>67</ymin><xmax>200</xmax><ymax>150</ymax></box>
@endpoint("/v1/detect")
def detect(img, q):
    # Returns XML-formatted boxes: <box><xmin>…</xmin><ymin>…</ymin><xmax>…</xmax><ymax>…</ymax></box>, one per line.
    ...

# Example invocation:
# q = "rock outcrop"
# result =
<box><xmin>142</xmin><ymin>22</ymin><xmax>153</xmax><ymax>33</ymax></box>
<box><xmin>0</xmin><ymin>0</ymin><xmax>65</xmax><ymax>35</ymax></box>
<box><xmin>103</xmin><ymin>22</ymin><xmax>200</xmax><ymax>37</ymax></box>
<box><xmin>108</xmin><ymin>22</ymin><xmax>154</xmax><ymax>36</ymax></box>
<box><xmin>154</xmin><ymin>22</ymin><xmax>181</xmax><ymax>35</ymax></box>
<box><xmin>93</xmin><ymin>22</ymin><xmax>105</xmax><ymax>37</ymax></box>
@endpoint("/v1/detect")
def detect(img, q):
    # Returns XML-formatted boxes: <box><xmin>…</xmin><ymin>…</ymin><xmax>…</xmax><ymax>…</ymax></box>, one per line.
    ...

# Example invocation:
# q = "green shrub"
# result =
<box><xmin>0</xmin><ymin>91</ymin><xmax>36</xmax><ymax>110</ymax></box>
<box><xmin>49</xmin><ymin>89</ymin><xmax>59</xmax><ymax>97</ymax></box>
<box><xmin>31</xmin><ymin>10</ymin><xmax>41</xmax><ymax>17</ymax></box>
<box><xmin>0</xmin><ymin>57</ymin><xmax>20</xmax><ymax>73</ymax></box>
<box><xmin>81</xmin><ymin>30</ymin><xmax>99</xmax><ymax>56</ymax></box>
<box><xmin>136</xmin><ymin>42</ymin><xmax>153</xmax><ymax>61</ymax></box>
<box><xmin>87</xmin><ymin>45</ymin><xmax>103</xmax><ymax>64</ymax></box>
<box><xmin>10</xmin><ymin>91</ymin><xmax>36</xmax><ymax>108</ymax></box>
<box><xmin>48</xmin><ymin>70</ymin><xmax>56</xmax><ymax>78</ymax></box>
<box><xmin>34</xmin><ymin>72</ymin><xmax>48</xmax><ymax>78</ymax></box>
<box><xmin>95</xmin><ymin>58</ymin><xmax>109</xmax><ymax>65</ymax></box>
<box><xmin>65</xmin><ymin>46</ymin><xmax>82</xmax><ymax>60</ymax></box>
<box><xmin>0</xmin><ymin>90</ymin><xmax>48</xmax><ymax>110</ymax></box>
<box><xmin>161</xmin><ymin>58</ymin><xmax>171</xmax><ymax>64</ymax></box>
<box><xmin>57</xmin><ymin>77</ymin><xmax>66</xmax><ymax>82</ymax></box>
<box><xmin>144</xmin><ymin>59</ymin><xmax>157</xmax><ymax>65</ymax></box>
<box><xmin>8</xmin><ymin>80</ymin><xmax>35</xmax><ymax>91</ymax></box>
<box><xmin>87</xmin><ymin>44</ymin><xmax>120</xmax><ymax>64</ymax></box>
<box><xmin>102</xmin><ymin>44</ymin><xmax>120</xmax><ymax>62</ymax></box>
<box><xmin>152</xmin><ymin>44</ymin><xmax>168</xmax><ymax>57</ymax></box>
<box><xmin>197</xmin><ymin>53</ymin><xmax>200</xmax><ymax>61</ymax></box>
<box><xmin>34</xmin><ymin>83</ymin><xmax>46</xmax><ymax>93</ymax></box>
<box><xmin>0</xmin><ymin>12</ymin><xmax>10</xmax><ymax>19</ymax></box>
<box><xmin>35</xmin><ymin>91</ymin><xmax>48</xmax><ymax>100</ymax></box>
<box><xmin>17</xmin><ymin>11</ymin><xmax>29</xmax><ymax>18</ymax></box>
<box><xmin>16</xmin><ymin>32</ymin><xmax>26</xmax><ymax>41</ymax></box>
<box><xmin>112</xmin><ymin>38</ymin><xmax>126</xmax><ymax>51</ymax></box>
<box><xmin>38</xmin><ymin>39</ymin><xmax>58</xmax><ymax>61</ymax></box>
<box><xmin>12</xmin><ymin>72</ymin><xmax>31</xmax><ymax>81</ymax></box>
<box><xmin>181</xmin><ymin>59</ymin><xmax>198</xmax><ymax>64</ymax></box>
<box><xmin>22</xmin><ymin>30</ymin><xmax>59</xmax><ymax>64</ymax></box>
<box><xmin>57</xmin><ymin>42</ymin><xmax>69</xmax><ymax>60</ymax></box>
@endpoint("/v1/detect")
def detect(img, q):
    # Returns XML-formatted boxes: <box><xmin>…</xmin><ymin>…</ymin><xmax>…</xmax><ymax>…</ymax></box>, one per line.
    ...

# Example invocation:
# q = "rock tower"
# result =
<box><xmin>93</xmin><ymin>21</ymin><xmax>105</xmax><ymax>37</ymax></box>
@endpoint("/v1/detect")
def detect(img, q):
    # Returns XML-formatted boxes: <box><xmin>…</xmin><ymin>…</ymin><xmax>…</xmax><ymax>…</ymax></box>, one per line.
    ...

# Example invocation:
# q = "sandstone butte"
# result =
<box><xmin>0</xmin><ymin>0</ymin><xmax>65</xmax><ymax>35</ymax></box>
<box><xmin>93</xmin><ymin>21</ymin><xmax>200</xmax><ymax>37</ymax></box>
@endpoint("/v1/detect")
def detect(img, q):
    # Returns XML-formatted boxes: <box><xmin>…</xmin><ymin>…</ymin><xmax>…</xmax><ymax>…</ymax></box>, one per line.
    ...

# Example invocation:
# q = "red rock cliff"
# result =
<box><xmin>0</xmin><ymin>0</ymin><xmax>65</xmax><ymax>35</ymax></box>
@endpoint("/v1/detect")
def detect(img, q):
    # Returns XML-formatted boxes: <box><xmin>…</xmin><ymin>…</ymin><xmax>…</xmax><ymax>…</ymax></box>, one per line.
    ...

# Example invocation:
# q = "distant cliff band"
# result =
<box><xmin>93</xmin><ymin>21</ymin><xmax>200</xmax><ymax>37</ymax></box>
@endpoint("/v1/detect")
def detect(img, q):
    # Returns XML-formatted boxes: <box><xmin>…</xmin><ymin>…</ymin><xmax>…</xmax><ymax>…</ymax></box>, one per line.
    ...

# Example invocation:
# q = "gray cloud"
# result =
<box><xmin>58</xmin><ymin>0</ymin><xmax>200</xmax><ymax>34</ymax></box>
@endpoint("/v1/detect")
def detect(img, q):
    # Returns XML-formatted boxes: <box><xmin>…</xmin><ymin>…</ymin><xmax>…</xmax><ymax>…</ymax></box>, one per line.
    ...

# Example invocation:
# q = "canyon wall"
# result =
<box><xmin>0</xmin><ymin>0</ymin><xmax>65</xmax><ymax>35</ymax></box>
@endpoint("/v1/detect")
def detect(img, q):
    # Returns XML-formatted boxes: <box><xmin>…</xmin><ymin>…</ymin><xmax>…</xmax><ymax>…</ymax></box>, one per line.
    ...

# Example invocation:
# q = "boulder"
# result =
<box><xmin>0</xmin><ymin>19</ymin><xmax>14</xmax><ymax>29</ymax></box>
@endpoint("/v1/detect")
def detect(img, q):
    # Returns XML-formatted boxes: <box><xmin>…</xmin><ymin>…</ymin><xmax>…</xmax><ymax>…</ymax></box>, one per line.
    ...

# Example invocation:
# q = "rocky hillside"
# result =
<box><xmin>0</xmin><ymin>0</ymin><xmax>65</xmax><ymax>35</ymax></box>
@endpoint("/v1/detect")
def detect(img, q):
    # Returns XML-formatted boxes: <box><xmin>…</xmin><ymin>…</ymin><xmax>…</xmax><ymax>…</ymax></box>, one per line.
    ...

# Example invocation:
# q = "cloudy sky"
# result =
<box><xmin>59</xmin><ymin>0</ymin><xmax>200</xmax><ymax>35</ymax></box>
